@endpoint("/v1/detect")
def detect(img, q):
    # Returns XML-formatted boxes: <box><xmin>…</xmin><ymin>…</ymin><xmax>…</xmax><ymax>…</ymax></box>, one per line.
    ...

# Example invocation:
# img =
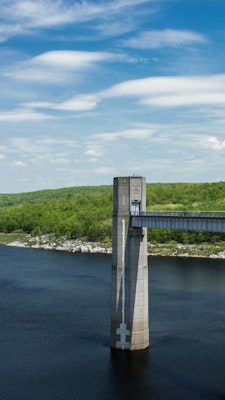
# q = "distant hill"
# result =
<box><xmin>146</xmin><ymin>182</ymin><xmax>225</xmax><ymax>210</ymax></box>
<box><xmin>1</xmin><ymin>182</ymin><xmax>225</xmax><ymax>244</ymax></box>
<box><xmin>0</xmin><ymin>185</ymin><xmax>112</xmax><ymax>207</ymax></box>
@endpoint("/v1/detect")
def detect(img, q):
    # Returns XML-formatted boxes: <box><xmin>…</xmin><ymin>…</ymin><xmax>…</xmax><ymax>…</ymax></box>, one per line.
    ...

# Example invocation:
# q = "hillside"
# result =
<box><xmin>1</xmin><ymin>182</ymin><xmax>225</xmax><ymax>244</ymax></box>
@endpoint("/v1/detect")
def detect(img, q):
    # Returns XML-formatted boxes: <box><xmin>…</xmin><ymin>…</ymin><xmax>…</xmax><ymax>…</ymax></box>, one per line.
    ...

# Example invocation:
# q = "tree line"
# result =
<box><xmin>1</xmin><ymin>182</ymin><xmax>225</xmax><ymax>244</ymax></box>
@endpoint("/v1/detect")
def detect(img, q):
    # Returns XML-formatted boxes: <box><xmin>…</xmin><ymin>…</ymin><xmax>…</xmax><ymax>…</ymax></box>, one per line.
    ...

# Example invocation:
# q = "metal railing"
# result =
<box><xmin>133</xmin><ymin>210</ymin><xmax>225</xmax><ymax>218</ymax></box>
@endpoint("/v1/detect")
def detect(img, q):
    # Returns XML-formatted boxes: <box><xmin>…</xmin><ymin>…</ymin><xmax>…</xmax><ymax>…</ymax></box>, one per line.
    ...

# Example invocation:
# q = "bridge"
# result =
<box><xmin>131</xmin><ymin>210</ymin><xmax>225</xmax><ymax>232</ymax></box>
<box><xmin>110</xmin><ymin>176</ymin><xmax>225</xmax><ymax>351</ymax></box>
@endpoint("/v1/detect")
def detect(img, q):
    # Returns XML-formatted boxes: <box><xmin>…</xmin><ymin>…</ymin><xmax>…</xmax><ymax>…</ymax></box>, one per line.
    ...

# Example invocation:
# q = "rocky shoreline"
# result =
<box><xmin>5</xmin><ymin>234</ymin><xmax>225</xmax><ymax>259</ymax></box>
<box><xmin>7</xmin><ymin>234</ymin><xmax>112</xmax><ymax>254</ymax></box>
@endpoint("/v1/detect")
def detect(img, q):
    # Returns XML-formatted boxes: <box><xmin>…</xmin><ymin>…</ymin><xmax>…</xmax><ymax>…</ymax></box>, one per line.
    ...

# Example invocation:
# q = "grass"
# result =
<box><xmin>0</xmin><ymin>232</ymin><xmax>28</xmax><ymax>245</ymax></box>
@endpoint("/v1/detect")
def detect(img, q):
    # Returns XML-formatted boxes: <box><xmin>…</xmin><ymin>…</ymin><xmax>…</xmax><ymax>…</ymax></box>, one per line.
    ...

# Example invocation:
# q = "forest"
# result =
<box><xmin>1</xmin><ymin>182</ymin><xmax>225</xmax><ymax>244</ymax></box>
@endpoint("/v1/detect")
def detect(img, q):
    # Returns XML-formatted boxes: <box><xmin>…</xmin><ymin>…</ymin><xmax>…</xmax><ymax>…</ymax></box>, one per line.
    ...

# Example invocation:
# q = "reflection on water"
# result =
<box><xmin>107</xmin><ymin>349</ymin><xmax>153</xmax><ymax>400</ymax></box>
<box><xmin>150</xmin><ymin>256</ymin><xmax>225</xmax><ymax>291</ymax></box>
<box><xmin>0</xmin><ymin>246</ymin><xmax>225</xmax><ymax>400</ymax></box>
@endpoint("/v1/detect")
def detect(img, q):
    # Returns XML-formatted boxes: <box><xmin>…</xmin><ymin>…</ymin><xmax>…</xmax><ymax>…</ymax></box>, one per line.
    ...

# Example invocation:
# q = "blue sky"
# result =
<box><xmin>1</xmin><ymin>0</ymin><xmax>225</xmax><ymax>193</ymax></box>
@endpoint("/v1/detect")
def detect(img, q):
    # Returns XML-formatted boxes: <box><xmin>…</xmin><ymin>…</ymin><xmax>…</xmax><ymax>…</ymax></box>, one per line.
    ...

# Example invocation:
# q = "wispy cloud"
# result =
<box><xmin>94</xmin><ymin>128</ymin><xmax>156</xmax><ymax>141</ymax></box>
<box><xmin>3</xmin><ymin>136</ymin><xmax>78</xmax><ymax>172</ymax></box>
<box><xmin>120</xmin><ymin>29</ymin><xmax>208</xmax><ymax>49</ymax></box>
<box><xmin>4</xmin><ymin>50</ymin><xmax>131</xmax><ymax>83</ymax></box>
<box><xmin>0</xmin><ymin>109</ymin><xmax>54</xmax><ymax>122</ymax></box>
<box><xmin>0</xmin><ymin>0</ymin><xmax>74</xmax><ymax>29</ymax></box>
<box><xmin>95</xmin><ymin>21</ymin><xmax>134</xmax><ymax>38</ymax></box>
<box><xmin>84</xmin><ymin>147</ymin><xmax>104</xmax><ymax>163</ymax></box>
<box><xmin>85</xmin><ymin>149</ymin><xmax>103</xmax><ymax>157</ymax></box>
<box><xmin>11</xmin><ymin>160</ymin><xmax>26</xmax><ymax>167</ymax></box>
<box><xmin>8</xmin><ymin>137</ymin><xmax>77</xmax><ymax>155</ymax></box>
<box><xmin>0</xmin><ymin>0</ymin><xmax>156</xmax><ymax>42</ymax></box>
<box><xmin>203</xmin><ymin>136</ymin><xmax>225</xmax><ymax>150</ymax></box>
<box><xmin>24</xmin><ymin>95</ymin><xmax>98</xmax><ymax>112</ymax></box>
<box><xmin>0</xmin><ymin>0</ymin><xmax>80</xmax><ymax>41</ymax></box>
<box><xmin>50</xmin><ymin>158</ymin><xmax>71</xmax><ymax>164</ymax></box>
<box><xmin>93</xmin><ymin>166</ymin><xmax>116</xmax><ymax>175</ymax></box>
<box><xmin>101</xmin><ymin>74</ymin><xmax>225</xmax><ymax>108</ymax></box>
<box><xmin>30</xmin><ymin>51</ymin><xmax>122</xmax><ymax>68</ymax></box>
<box><xmin>142</xmin><ymin>93</ymin><xmax>225</xmax><ymax>107</ymax></box>
<box><xmin>15</xmin><ymin>73</ymin><xmax>225</xmax><ymax>117</ymax></box>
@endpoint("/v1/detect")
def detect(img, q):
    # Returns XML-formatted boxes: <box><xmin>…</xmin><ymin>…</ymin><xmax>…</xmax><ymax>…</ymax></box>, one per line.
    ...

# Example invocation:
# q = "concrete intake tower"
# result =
<box><xmin>110</xmin><ymin>176</ymin><xmax>149</xmax><ymax>350</ymax></box>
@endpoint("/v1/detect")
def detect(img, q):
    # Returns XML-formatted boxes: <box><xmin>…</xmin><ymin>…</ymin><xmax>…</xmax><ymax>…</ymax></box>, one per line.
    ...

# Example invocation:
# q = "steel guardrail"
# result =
<box><xmin>137</xmin><ymin>211</ymin><xmax>225</xmax><ymax>218</ymax></box>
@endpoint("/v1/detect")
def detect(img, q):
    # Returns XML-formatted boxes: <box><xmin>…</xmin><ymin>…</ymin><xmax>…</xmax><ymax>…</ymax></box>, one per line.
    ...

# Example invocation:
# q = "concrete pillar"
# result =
<box><xmin>111</xmin><ymin>176</ymin><xmax>149</xmax><ymax>350</ymax></box>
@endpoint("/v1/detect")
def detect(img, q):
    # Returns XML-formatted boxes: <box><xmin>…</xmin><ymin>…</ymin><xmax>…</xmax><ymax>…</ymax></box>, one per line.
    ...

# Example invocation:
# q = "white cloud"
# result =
<box><xmin>4</xmin><ymin>67</ymin><xmax>71</xmax><ymax>83</ymax></box>
<box><xmin>31</xmin><ymin>51</ymin><xmax>118</xmax><ymax>68</ymax></box>
<box><xmin>96</xmin><ymin>21</ymin><xmax>134</xmax><ymax>38</ymax></box>
<box><xmin>120</xmin><ymin>29</ymin><xmax>208</xmax><ymax>49</ymax></box>
<box><xmin>15</xmin><ymin>73</ymin><xmax>225</xmax><ymax>121</ymax></box>
<box><xmin>101</xmin><ymin>74</ymin><xmax>225</xmax><ymax>108</ymax></box>
<box><xmin>0</xmin><ymin>153</ymin><xmax>5</xmax><ymax>160</ymax></box>
<box><xmin>5</xmin><ymin>73</ymin><xmax>225</xmax><ymax>124</ymax></box>
<box><xmin>12</xmin><ymin>160</ymin><xmax>26</xmax><ymax>167</ymax></box>
<box><xmin>88</xmin><ymin>158</ymin><xmax>98</xmax><ymax>163</ymax></box>
<box><xmin>0</xmin><ymin>23</ymin><xmax>25</xmax><ymax>43</ymax></box>
<box><xmin>110</xmin><ymin>0</ymin><xmax>152</xmax><ymax>9</ymax></box>
<box><xmin>0</xmin><ymin>0</ymin><xmax>154</xmax><ymax>42</ymax></box>
<box><xmin>93</xmin><ymin>166</ymin><xmax>116</xmax><ymax>175</ymax></box>
<box><xmin>55</xmin><ymin>96</ymin><xmax>98</xmax><ymax>111</ymax></box>
<box><xmin>0</xmin><ymin>0</ymin><xmax>75</xmax><ymax>34</ymax></box>
<box><xmin>94</xmin><ymin>128</ymin><xmax>155</xmax><ymax>141</ymax></box>
<box><xmin>4</xmin><ymin>50</ymin><xmax>129</xmax><ymax>83</ymax></box>
<box><xmin>24</xmin><ymin>95</ymin><xmax>98</xmax><ymax>112</ymax></box>
<box><xmin>203</xmin><ymin>136</ymin><xmax>225</xmax><ymax>150</ymax></box>
<box><xmin>85</xmin><ymin>149</ymin><xmax>103</xmax><ymax>157</ymax></box>
<box><xmin>142</xmin><ymin>92</ymin><xmax>225</xmax><ymax>107</ymax></box>
<box><xmin>23</xmin><ymin>102</ymin><xmax>56</xmax><ymax>109</ymax></box>
<box><xmin>0</xmin><ymin>109</ymin><xmax>54</xmax><ymax>122</ymax></box>
<box><xmin>36</xmin><ymin>138</ymin><xmax>59</xmax><ymax>145</ymax></box>
<box><xmin>103</xmin><ymin>75</ymin><xmax>225</xmax><ymax>97</ymax></box>
<box><xmin>7</xmin><ymin>137</ymin><xmax>77</xmax><ymax>158</ymax></box>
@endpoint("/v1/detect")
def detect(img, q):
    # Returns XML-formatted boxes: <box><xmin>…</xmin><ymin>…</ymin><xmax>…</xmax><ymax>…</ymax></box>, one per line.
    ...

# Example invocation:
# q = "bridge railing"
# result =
<box><xmin>135</xmin><ymin>210</ymin><xmax>225</xmax><ymax>218</ymax></box>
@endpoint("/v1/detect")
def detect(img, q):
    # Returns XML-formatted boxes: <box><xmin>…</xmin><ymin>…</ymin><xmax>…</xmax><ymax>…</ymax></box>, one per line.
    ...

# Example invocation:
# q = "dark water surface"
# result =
<box><xmin>0</xmin><ymin>245</ymin><xmax>225</xmax><ymax>400</ymax></box>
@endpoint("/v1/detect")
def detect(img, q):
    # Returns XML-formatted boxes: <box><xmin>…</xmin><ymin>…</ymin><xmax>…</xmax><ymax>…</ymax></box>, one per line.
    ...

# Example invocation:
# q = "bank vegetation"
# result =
<box><xmin>1</xmin><ymin>182</ymin><xmax>225</xmax><ymax>249</ymax></box>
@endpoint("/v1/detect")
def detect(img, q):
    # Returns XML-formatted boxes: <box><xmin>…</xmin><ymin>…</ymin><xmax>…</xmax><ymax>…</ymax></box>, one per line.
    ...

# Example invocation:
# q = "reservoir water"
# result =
<box><xmin>0</xmin><ymin>245</ymin><xmax>225</xmax><ymax>400</ymax></box>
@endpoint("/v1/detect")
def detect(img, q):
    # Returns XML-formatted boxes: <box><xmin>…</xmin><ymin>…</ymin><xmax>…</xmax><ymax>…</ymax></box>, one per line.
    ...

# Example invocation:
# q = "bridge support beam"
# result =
<box><xmin>110</xmin><ymin>176</ymin><xmax>149</xmax><ymax>350</ymax></box>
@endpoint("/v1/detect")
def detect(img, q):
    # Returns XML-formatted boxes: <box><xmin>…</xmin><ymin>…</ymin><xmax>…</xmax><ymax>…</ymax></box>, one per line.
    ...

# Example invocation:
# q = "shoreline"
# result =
<box><xmin>4</xmin><ymin>234</ymin><xmax>225</xmax><ymax>259</ymax></box>
<box><xmin>6</xmin><ymin>235</ymin><xmax>112</xmax><ymax>255</ymax></box>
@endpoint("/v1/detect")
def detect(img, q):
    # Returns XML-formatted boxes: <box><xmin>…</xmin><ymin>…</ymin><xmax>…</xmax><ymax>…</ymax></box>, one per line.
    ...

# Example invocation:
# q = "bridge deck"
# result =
<box><xmin>131</xmin><ymin>211</ymin><xmax>225</xmax><ymax>233</ymax></box>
